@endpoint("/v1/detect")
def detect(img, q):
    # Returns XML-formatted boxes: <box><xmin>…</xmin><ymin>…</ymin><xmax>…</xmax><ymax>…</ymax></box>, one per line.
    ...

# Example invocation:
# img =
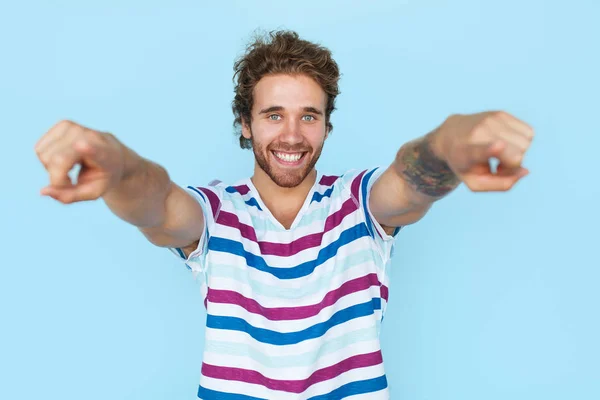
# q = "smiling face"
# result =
<box><xmin>242</xmin><ymin>73</ymin><xmax>329</xmax><ymax>188</ymax></box>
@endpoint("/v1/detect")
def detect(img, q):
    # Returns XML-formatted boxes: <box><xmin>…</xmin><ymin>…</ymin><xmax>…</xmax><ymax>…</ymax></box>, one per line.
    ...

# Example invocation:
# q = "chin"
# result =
<box><xmin>269</xmin><ymin>172</ymin><xmax>307</xmax><ymax>188</ymax></box>
<box><xmin>260</xmin><ymin>152</ymin><xmax>317</xmax><ymax>188</ymax></box>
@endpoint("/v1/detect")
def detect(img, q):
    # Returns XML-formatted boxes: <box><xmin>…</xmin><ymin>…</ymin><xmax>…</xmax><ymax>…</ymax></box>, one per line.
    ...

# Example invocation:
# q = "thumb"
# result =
<box><xmin>41</xmin><ymin>179</ymin><xmax>107</xmax><ymax>204</ymax></box>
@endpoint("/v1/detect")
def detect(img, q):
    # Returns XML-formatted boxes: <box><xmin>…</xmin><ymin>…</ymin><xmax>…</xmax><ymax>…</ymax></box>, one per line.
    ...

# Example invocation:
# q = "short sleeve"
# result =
<box><xmin>341</xmin><ymin>167</ymin><xmax>402</xmax><ymax>263</ymax></box>
<box><xmin>168</xmin><ymin>182</ymin><xmax>221</xmax><ymax>284</ymax></box>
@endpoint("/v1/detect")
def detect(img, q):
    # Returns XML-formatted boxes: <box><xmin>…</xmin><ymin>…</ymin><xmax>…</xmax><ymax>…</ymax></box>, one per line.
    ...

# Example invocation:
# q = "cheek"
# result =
<box><xmin>308</xmin><ymin>126</ymin><xmax>327</xmax><ymax>146</ymax></box>
<box><xmin>253</xmin><ymin>122</ymin><xmax>280</xmax><ymax>142</ymax></box>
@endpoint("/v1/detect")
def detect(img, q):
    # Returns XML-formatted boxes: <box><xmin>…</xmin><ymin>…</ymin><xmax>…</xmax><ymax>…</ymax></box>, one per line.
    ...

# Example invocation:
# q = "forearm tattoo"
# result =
<box><xmin>397</xmin><ymin>136</ymin><xmax>460</xmax><ymax>198</ymax></box>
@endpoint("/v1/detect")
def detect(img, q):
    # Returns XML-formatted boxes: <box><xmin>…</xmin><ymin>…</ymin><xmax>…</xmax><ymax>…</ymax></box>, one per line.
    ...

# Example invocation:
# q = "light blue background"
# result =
<box><xmin>1</xmin><ymin>1</ymin><xmax>598</xmax><ymax>399</ymax></box>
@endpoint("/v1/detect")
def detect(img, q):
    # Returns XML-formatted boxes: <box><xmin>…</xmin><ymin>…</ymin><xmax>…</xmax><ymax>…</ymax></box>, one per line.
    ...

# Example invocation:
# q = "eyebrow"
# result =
<box><xmin>258</xmin><ymin>106</ymin><xmax>324</xmax><ymax>116</ymax></box>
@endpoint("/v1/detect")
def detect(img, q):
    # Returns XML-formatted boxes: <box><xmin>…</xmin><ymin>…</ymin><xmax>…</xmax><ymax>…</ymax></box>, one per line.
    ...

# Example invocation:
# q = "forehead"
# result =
<box><xmin>253</xmin><ymin>74</ymin><xmax>326</xmax><ymax>110</ymax></box>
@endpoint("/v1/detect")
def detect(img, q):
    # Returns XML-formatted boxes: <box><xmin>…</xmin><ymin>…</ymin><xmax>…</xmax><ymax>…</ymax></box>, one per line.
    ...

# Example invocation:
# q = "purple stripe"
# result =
<box><xmin>231</xmin><ymin>184</ymin><xmax>250</xmax><ymax>195</ymax></box>
<box><xmin>350</xmin><ymin>170</ymin><xmax>366</xmax><ymax>202</ymax></box>
<box><xmin>201</xmin><ymin>350</ymin><xmax>383</xmax><ymax>394</ymax></box>
<box><xmin>197</xmin><ymin>187</ymin><xmax>220</xmax><ymax>218</ymax></box>
<box><xmin>215</xmin><ymin>197</ymin><xmax>359</xmax><ymax>256</ymax></box>
<box><xmin>380</xmin><ymin>285</ymin><xmax>389</xmax><ymax>302</ymax></box>
<box><xmin>318</xmin><ymin>174</ymin><xmax>339</xmax><ymax>186</ymax></box>
<box><xmin>218</xmin><ymin>212</ymin><xmax>258</xmax><ymax>241</ymax></box>
<box><xmin>208</xmin><ymin>273</ymin><xmax>381</xmax><ymax>320</ymax></box>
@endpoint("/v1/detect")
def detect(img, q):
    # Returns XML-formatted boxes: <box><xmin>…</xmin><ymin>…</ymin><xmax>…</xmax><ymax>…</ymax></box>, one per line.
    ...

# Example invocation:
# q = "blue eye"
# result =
<box><xmin>268</xmin><ymin>114</ymin><xmax>281</xmax><ymax>121</ymax></box>
<box><xmin>302</xmin><ymin>115</ymin><xmax>315</xmax><ymax>121</ymax></box>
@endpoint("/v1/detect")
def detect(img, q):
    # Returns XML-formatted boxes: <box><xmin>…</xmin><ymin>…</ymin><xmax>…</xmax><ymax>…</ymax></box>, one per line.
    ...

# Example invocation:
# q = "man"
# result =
<box><xmin>35</xmin><ymin>30</ymin><xmax>533</xmax><ymax>399</ymax></box>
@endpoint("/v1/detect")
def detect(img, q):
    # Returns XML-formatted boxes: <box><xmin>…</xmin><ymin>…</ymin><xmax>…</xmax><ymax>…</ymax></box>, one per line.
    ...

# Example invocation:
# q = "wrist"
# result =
<box><xmin>426</xmin><ymin>126</ymin><xmax>448</xmax><ymax>164</ymax></box>
<box><xmin>120</xmin><ymin>144</ymin><xmax>144</xmax><ymax>182</ymax></box>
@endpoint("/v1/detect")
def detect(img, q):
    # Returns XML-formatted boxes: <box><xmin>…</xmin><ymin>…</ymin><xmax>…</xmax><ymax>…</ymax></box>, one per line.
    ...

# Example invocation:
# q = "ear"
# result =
<box><xmin>241</xmin><ymin>117</ymin><xmax>252</xmax><ymax>139</ymax></box>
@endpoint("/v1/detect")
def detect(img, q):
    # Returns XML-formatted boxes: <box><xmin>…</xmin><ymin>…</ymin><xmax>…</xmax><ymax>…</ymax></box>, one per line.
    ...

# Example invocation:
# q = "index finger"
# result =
<box><xmin>45</xmin><ymin>150</ymin><xmax>80</xmax><ymax>188</ymax></box>
<box><xmin>497</xmin><ymin>112</ymin><xmax>534</xmax><ymax>140</ymax></box>
<box><xmin>35</xmin><ymin>120</ymin><xmax>73</xmax><ymax>154</ymax></box>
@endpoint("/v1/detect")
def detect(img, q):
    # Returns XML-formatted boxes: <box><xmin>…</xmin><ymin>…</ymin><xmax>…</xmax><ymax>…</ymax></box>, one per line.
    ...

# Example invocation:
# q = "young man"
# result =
<box><xmin>35</xmin><ymin>31</ymin><xmax>534</xmax><ymax>399</ymax></box>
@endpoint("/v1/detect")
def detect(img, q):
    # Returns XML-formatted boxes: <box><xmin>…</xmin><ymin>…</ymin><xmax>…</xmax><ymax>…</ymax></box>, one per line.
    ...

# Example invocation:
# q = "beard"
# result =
<box><xmin>251</xmin><ymin>134</ymin><xmax>324</xmax><ymax>188</ymax></box>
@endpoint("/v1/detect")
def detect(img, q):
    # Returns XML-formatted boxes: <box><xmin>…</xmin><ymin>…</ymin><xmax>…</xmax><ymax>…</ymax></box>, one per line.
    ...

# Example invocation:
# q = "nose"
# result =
<box><xmin>279</xmin><ymin>118</ymin><xmax>304</xmax><ymax>145</ymax></box>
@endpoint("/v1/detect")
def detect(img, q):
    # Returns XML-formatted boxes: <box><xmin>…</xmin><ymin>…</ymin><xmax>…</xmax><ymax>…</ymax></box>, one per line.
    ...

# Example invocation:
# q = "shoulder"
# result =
<box><xmin>336</xmin><ymin>167</ymin><xmax>386</xmax><ymax>198</ymax></box>
<box><xmin>184</xmin><ymin>178</ymin><xmax>249</xmax><ymax>217</ymax></box>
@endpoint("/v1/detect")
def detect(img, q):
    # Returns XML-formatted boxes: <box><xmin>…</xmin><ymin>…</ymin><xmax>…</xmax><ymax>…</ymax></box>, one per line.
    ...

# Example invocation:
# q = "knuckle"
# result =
<box><xmin>88</xmin><ymin>129</ymin><xmax>104</xmax><ymax>141</ymax></box>
<box><xmin>76</xmin><ymin>136</ymin><xmax>92</xmax><ymax>149</ymax></box>
<box><xmin>472</xmin><ymin>124</ymin><xmax>491</xmax><ymax>142</ymax></box>
<box><xmin>58</xmin><ymin>119</ymin><xmax>75</xmax><ymax>129</ymax></box>
<box><xmin>49</xmin><ymin>154</ymin><xmax>70</xmax><ymax>168</ymax></box>
<box><xmin>39</xmin><ymin>154</ymin><xmax>50</xmax><ymax>166</ymax></box>
<box><xmin>81</xmin><ymin>129</ymin><xmax>101</xmax><ymax>144</ymax></box>
<box><xmin>493</xmin><ymin>110</ymin><xmax>509</xmax><ymax>119</ymax></box>
<box><xmin>510</xmin><ymin>153</ymin><xmax>524</xmax><ymax>165</ymax></box>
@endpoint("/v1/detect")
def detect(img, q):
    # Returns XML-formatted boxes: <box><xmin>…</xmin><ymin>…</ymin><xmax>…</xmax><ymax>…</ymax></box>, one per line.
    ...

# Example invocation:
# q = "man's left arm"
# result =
<box><xmin>370</xmin><ymin>111</ymin><xmax>535</xmax><ymax>230</ymax></box>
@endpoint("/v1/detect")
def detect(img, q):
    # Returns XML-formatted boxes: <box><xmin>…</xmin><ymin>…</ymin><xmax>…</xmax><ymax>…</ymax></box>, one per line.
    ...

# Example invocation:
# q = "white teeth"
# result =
<box><xmin>274</xmin><ymin>152</ymin><xmax>302</xmax><ymax>162</ymax></box>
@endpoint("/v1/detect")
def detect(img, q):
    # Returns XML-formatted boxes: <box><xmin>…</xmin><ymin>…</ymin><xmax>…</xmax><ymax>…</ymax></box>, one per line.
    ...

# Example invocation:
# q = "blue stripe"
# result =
<box><xmin>206</xmin><ymin>298</ymin><xmax>381</xmax><ymax>345</ymax></box>
<box><xmin>187</xmin><ymin>186</ymin><xmax>207</xmax><ymax>202</ymax></box>
<box><xmin>207</xmin><ymin>223</ymin><xmax>370</xmax><ymax>279</ymax></box>
<box><xmin>244</xmin><ymin>197</ymin><xmax>263</xmax><ymax>211</ymax></box>
<box><xmin>307</xmin><ymin>375</ymin><xmax>388</xmax><ymax>400</ymax></box>
<box><xmin>197</xmin><ymin>385</ymin><xmax>267</xmax><ymax>400</ymax></box>
<box><xmin>225</xmin><ymin>186</ymin><xmax>263</xmax><ymax>211</ymax></box>
<box><xmin>360</xmin><ymin>168</ymin><xmax>378</xmax><ymax>239</ymax></box>
<box><xmin>310</xmin><ymin>185</ymin><xmax>334</xmax><ymax>203</ymax></box>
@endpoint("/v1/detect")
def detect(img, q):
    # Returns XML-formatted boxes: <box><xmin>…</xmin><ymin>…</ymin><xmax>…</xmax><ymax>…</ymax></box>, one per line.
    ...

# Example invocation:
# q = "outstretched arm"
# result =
<box><xmin>36</xmin><ymin>120</ymin><xmax>205</xmax><ymax>255</ymax></box>
<box><xmin>370</xmin><ymin>111</ymin><xmax>534</xmax><ymax>228</ymax></box>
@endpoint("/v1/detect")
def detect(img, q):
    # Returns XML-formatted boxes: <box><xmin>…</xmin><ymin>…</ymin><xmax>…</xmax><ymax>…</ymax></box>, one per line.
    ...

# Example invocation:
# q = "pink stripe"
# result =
<box><xmin>197</xmin><ymin>187</ymin><xmax>220</xmax><ymax>218</ymax></box>
<box><xmin>231</xmin><ymin>184</ymin><xmax>250</xmax><ymax>195</ymax></box>
<box><xmin>215</xmin><ymin>197</ymin><xmax>359</xmax><ymax>256</ymax></box>
<box><xmin>217</xmin><ymin>212</ymin><xmax>258</xmax><ymax>241</ymax></box>
<box><xmin>202</xmin><ymin>350</ymin><xmax>383</xmax><ymax>393</ymax></box>
<box><xmin>350</xmin><ymin>170</ymin><xmax>366</xmax><ymax>201</ymax></box>
<box><xmin>208</xmin><ymin>273</ymin><xmax>381</xmax><ymax>320</ymax></box>
<box><xmin>380</xmin><ymin>285</ymin><xmax>389</xmax><ymax>302</ymax></box>
<box><xmin>318</xmin><ymin>174</ymin><xmax>339</xmax><ymax>186</ymax></box>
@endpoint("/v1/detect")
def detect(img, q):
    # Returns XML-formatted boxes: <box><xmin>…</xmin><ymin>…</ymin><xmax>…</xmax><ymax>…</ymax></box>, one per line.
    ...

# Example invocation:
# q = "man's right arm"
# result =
<box><xmin>36</xmin><ymin>120</ymin><xmax>205</xmax><ymax>257</ymax></box>
<box><xmin>103</xmin><ymin>146</ymin><xmax>205</xmax><ymax>256</ymax></box>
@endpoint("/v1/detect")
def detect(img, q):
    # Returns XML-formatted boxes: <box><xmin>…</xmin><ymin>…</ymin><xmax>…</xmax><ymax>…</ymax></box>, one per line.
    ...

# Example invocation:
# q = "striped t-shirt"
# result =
<box><xmin>171</xmin><ymin>167</ymin><xmax>401</xmax><ymax>399</ymax></box>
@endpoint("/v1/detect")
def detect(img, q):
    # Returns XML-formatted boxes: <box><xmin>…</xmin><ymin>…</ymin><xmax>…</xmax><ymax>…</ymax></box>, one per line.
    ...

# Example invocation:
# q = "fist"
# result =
<box><xmin>435</xmin><ymin>111</ymin><xmax>535</xmax><ymax>192</ymax></box>
<box><xmin>35</xmin><ymin>120</ymin><xmax>125</xmax><ymax>204</ymax></box>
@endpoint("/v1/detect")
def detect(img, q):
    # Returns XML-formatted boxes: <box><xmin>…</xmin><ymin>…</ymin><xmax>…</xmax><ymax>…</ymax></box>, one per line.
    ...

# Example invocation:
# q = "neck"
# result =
<box><xmin>250</xmin><ymin>164</ymin><xmax>317</xmax><ymax>223</ymax></box>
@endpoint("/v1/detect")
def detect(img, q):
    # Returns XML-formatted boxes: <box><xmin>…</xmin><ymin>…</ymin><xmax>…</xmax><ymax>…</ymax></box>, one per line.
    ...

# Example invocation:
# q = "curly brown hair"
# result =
<box><xmin>232</xmin><ymin>30</ymin><xmax>341</xmax><ymax>149</ymax></box>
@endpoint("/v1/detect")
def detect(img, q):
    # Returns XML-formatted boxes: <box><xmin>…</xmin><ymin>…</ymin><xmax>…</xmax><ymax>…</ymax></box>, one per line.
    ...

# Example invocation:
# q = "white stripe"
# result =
<box><xmin>203</xmin><ymin>326</ymin><xmax>380</xmax><ymax>369</ymax></box>
<box><xmin>202</xmin><ymin>339</ymin><xmax>382</xmax><ymax>380</ymax></box>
